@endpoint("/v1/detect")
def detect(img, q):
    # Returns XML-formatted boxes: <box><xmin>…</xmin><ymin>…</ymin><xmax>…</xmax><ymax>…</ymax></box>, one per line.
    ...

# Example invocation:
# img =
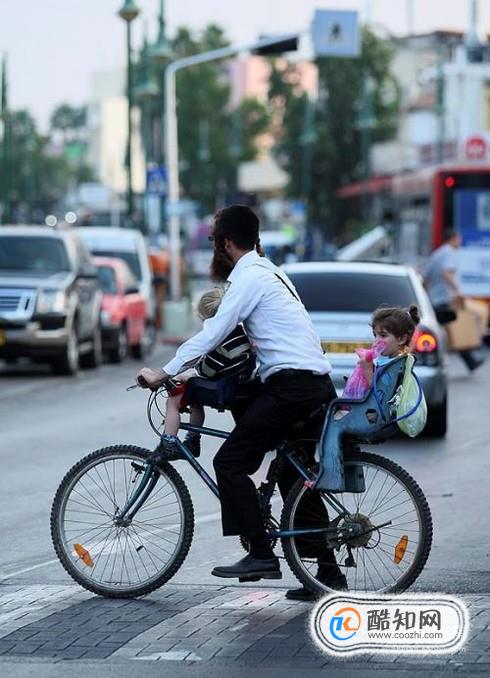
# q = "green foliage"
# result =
<box><xmin>50</xmin><ymin>103</ymin><xmax>87</xmax><ymax>143</ymax></box>
<box><xmin>1</xmin><ymin>107</ymin><xmax>93</xmax><ymax>221</ymax></box>
<box><xmin>268</xmin><ymin>28</ymin><xmax>399</xmax><ymax>240</ymax></box>
<box><xmin>137</xmin><ymin>23</ymin><xmax>270</xmax><ymax>213</ymax></box>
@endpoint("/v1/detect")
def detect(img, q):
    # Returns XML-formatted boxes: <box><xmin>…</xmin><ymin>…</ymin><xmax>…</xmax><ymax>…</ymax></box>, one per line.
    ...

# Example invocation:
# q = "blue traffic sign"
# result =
<box><xmin>146</xmin><ymin>165</ymin><xmax>167</xmax><ymax>196</ymax></box>
<box><xmin>311</xmin><ymin>9</ymin><xmax>360</xmax><ymax>58</ymax></box>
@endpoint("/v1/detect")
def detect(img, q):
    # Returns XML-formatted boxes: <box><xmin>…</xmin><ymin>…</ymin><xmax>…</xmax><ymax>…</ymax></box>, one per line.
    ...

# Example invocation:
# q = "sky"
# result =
<box><xmin>1</xmin><ymin>0</ymin><xmax>490</xmax><ymax>130</ymax></box>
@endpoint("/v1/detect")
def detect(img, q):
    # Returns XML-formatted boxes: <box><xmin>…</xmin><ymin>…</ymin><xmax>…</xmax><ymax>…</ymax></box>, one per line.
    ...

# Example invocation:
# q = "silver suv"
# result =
<box><xmin>0</xmin><ymin>226</ymin><xmax>102</xmax><ymax>374</ymax></box>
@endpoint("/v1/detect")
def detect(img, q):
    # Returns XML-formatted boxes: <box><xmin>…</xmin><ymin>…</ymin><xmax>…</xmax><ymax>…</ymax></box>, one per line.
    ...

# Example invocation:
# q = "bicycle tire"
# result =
<box><xmin>281</xmin><ymin>451</ymin><xmax>432</xmax><ymax>594</ymax></box>
<box><xmin>51</xmin><ymin>445</ymin><xmax>194</xmax><ymax>598</ymax></box>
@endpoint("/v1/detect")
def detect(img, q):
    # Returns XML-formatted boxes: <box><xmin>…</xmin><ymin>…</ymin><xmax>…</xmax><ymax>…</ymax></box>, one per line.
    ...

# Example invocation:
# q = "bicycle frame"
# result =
<box><xmin>115</xmin><ymin>419</ymin><xmax>351</xmax><ymax>541</ymax></box>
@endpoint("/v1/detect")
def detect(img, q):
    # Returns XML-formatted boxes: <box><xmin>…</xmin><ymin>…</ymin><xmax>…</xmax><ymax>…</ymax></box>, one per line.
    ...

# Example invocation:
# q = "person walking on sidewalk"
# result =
<box><xmin>424</xmin><ymin>230</ymin><xmax>484</xmax><ymax>371</ymax></box>
<box><xmin>137</xmin><ymin>204</ymin><xmax>345</xmax><ymax>595</ymax></box>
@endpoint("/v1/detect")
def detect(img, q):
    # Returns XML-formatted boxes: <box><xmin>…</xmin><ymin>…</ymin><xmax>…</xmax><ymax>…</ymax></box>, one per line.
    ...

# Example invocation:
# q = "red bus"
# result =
<box><xmin>339</xmin><ymin>164</ymin><xmax>490</xmax><ymax>305</ymax></box>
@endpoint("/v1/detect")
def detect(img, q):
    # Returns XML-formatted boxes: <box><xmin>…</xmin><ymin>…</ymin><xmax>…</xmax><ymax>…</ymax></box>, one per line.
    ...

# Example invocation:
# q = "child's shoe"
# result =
<box><xmin>184</xmin><ymin>432</ymin><xmax>201</xmax><ymax>458</ymax></box>
<box><xmin>147</xmin><ymin>434</ymin><xmax>183</xmax><ymax>463</ymax></box>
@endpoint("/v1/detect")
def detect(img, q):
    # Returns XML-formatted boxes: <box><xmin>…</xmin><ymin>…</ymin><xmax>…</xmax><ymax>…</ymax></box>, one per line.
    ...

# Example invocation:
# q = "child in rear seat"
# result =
<box><xmin>162</xmin><ymin>287</ymin><xmax>253</xmax><ymax>456</ymax></box>
<box><xmin>335</xmin><ymin>305</ymin><xmax>420</xmax><ymax>421</ymax></box>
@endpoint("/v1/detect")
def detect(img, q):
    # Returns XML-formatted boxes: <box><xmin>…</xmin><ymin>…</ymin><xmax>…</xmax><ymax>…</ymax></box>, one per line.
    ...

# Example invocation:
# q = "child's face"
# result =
<box><xmin>373</xmin><ymin>324</ymin><xmax>407</xmax><ymax>356</ymax></box>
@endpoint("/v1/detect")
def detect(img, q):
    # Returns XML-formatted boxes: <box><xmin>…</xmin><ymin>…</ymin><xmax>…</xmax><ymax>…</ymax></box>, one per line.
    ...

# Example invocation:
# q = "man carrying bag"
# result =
<box><xmin>424</xmin><ymin>230</ymin><xmax>484</xmax><ymax>371</ymax></box>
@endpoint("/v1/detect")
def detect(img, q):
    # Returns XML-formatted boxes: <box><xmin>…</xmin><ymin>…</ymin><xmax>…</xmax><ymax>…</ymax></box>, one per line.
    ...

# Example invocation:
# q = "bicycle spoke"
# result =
<box><xmin>57</xmin><ymin>451</ymin><xmax>188</xmax><ymax>594</ymax></box>
<box><xmin>286</xmin><ymin>456</ymin><xmax>429</xmax><ymax>595</ymax></box>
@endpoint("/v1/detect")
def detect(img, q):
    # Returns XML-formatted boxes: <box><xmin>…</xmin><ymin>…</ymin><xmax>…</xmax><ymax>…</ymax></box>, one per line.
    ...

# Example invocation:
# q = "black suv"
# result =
<box><xmin>0</xmin><ymin>226</ymin><xmax>102</xmax><ymax>374</ymax></box>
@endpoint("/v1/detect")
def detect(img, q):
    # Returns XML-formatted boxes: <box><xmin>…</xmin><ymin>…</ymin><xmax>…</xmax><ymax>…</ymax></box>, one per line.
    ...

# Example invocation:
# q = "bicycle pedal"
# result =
<box><xmin>238</xmin><ymin>576</ymin><xmax>261</xmax><ymax>582</ymax></box>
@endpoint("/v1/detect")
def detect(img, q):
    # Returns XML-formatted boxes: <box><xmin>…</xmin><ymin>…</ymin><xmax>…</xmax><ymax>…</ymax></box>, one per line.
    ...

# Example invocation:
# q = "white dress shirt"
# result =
<box><xmin>163</xmin><ymin>250</ymin><xmax>332</xmax><ymax>381</ymax></box>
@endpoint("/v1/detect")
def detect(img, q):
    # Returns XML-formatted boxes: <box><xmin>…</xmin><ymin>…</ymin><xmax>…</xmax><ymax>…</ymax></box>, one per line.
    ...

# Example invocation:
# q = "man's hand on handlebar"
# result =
<box><xmin>136</xmin><ymin>367</ymin><xmax>170</xmax><ymax>390</ymax></box>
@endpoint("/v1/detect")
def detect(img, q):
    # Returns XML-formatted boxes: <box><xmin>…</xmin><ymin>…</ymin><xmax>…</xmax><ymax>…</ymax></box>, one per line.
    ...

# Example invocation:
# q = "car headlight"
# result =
<box><xmin>36</xmin><ymin>290</ymin><xmax>68</xmax><ymax>314</ymax></box>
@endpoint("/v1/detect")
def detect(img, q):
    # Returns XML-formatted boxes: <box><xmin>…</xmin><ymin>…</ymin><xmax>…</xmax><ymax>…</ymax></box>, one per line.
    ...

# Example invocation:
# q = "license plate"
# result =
<box><xmin>0</xmin><ymin>329</ymin><xmax>5</xmax><ymax>347</ymax></box>
<box><xmin>321</xmin><ymin>340</ymin><xmax>371</xmax><ymax>354</ymax></box>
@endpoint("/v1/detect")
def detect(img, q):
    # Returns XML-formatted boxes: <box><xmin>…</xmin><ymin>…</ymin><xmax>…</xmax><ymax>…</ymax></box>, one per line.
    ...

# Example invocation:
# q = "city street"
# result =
<box><xmin>0</xmin><ymin>343</ymin><xmax>489</xmax><ymax>676</ymax></box>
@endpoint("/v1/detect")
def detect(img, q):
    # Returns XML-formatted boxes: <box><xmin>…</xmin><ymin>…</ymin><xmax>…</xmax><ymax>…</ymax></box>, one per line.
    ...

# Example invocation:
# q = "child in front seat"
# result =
<box><xmin>162</xmin><ymin>287</ymin><xmax>253</xmax><ymax>456</ymax></box>
<box><xmin>336</xmin><ymin>305</ymin><xmax>420</xmax><ymax>419</ymax></box>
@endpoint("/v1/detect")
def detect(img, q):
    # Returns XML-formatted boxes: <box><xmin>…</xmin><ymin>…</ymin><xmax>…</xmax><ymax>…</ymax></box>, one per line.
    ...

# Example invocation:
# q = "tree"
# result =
<box><xmin>0</xmin><ymin>108</ymin><xmax>94</xmax><ymax>222</ymax></box>
<box><xmin>50</xmin><ymin>103</ymin><xmax>87</xmax><ymax>145</ymax></box>
<box><xmin>136</xmin><ymin>23</ymin><xmax>270</xmax><ymax>213</ymax></box>
<box><xmin>268</xmin><ymin>28</ymin><xmax>399</xmax><ymax>241</ymax></box>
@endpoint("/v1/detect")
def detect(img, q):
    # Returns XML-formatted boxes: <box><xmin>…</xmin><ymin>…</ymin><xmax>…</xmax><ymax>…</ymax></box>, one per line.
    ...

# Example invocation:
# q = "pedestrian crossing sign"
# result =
<box><xmin>311</xmin><ymin>9</ymin><xmax>360</xmax><ymax>58</ymax></box>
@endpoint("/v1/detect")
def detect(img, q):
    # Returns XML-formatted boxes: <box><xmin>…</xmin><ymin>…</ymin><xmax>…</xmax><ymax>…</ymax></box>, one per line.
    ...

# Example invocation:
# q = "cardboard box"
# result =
<box><xmin>446</xmin><ymin>307</ymin><xmax>481</xmax><ymax>351</ymax></box>
<box><xmin>465</xmin><ymin>298</ymin><xmax>489</xmax><ymax>338</ymax></box>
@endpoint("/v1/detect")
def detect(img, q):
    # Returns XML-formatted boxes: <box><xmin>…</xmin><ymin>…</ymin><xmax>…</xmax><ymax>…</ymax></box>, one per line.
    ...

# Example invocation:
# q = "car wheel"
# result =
<box><xmin>131</xmin><ymin>322</ymin><xmax>156</xmax><ymax>360</ymax></box>
<box><xmin>109</xmin><ymin>325</ymin><xmax>128</xmax><ymax>364</ymax></box>
<box><xmin>80</xmin><ymin>324</ymin><xmax>103</xmax><ymax>369</ymax></box>
<box><xmin>424</xmin><ymin>394</ymin><xmax>447</xmax><ymax>438</ymax></box>
<box><xmin>52</xmin><ymin>326</ymin><xmax>79</xmax><ymax>376</ymax></box>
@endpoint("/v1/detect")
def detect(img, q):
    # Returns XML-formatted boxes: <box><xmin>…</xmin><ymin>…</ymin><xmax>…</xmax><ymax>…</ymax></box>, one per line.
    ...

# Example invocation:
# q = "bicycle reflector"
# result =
<box><xmin>74</xmin><ymin>543</ymin><xmax>94</xmax><ymax>567</ymax></box>
<box><xmin>394</xmin><ymin>535</ymin><xmax>409</xmax><ymax>564</ymax></box>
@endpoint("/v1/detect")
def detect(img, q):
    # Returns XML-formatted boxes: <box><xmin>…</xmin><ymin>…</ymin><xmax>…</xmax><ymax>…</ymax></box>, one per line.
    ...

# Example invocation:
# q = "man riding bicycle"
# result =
<box><xmin>138</xmin><ymin>204</ymin><xmax>345</xmax><ymax>599</ymax></box>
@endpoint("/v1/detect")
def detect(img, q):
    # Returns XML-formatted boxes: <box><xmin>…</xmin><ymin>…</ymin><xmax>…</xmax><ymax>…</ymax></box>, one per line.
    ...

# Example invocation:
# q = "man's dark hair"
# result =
<box><xmin>213</xmin><ymin>205</ymin><xmax>260</xmax><ymax>251</ymax></box>
<box><xmin>443</xmin><ymin>229</ymin><xmax>459</xmax><ymax>242</ymax></box>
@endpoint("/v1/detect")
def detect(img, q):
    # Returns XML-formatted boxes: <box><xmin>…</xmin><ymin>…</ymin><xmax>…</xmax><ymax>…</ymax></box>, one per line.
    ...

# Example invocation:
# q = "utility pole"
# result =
<box><xmin>300</xmin><ymin>96</ymin><xmax>316</xmax><ymax>205</ymax></box>
<box><xmin>1</xmin><ymin>53</ymin><xmax>10</xmax><ymax>224</ymax></box>
<box><xmin>118</xmin><ymin>1</ymin><xmax>140</xmax><ymax>226</ymax></box>
<box><xmin>436</xmin><ymin>38</ymin><xmax>446</xmax><ymax>164</ymax></box>
<box><xmin>164</xmin><ymin>33</ymin><xmax>299</xmax><ymax>299</ymax></box>
<box><xmin>359</xmin><ymin>75</ymin><xmax>375</xmax><ymax>224</ymax></box>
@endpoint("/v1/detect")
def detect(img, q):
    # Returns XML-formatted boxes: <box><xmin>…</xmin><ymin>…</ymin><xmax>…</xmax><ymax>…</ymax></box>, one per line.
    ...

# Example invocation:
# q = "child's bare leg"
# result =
<box><xmin>164</xmin><ymin>394</ymin><xmax>183</xmax><ymax>435</ymax></box>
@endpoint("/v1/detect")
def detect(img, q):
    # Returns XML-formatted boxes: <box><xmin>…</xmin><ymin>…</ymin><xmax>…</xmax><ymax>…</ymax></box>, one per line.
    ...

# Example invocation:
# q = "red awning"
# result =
<box><xmin>337</xmin><ymin>175</ymin><xmax>393</xmax><ymax>198</ymax></box>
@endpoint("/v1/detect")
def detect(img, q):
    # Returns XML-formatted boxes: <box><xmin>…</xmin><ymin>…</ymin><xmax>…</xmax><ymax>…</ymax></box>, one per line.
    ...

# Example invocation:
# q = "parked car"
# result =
<box><xmin>186</xmin><ymin>221</ymin><xmax>213</xmax><ymax>278</ymax></box>
<box><xmin>282</xmin><ymin>261</ymin><xmax>448</xmax><ymax>437</ymax></box>
<box><xmin>260</xmin><ymin>231</ymin><xmax>298</xmax><ymax>265</ymax></box>
<box><xmin>93</xmin><ymin>256</ymin><xmax>148</xmax><ymax>362</ymax></box>
<box><xmin>77</xmin><ymin>227</ymin><xmax>157</xmax><ymax>355</ymax></box>
<box><xmin>0</xmin><ymin>226</ymin><xmax>102</xmax><ymax>374</ymax></box>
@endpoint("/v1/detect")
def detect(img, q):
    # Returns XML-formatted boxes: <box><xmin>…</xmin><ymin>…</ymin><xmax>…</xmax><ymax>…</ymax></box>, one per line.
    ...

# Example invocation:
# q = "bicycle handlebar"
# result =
<box><xmin>126</xmin><ymin>376</ymin><xmax>180</xmax><ymax>392</ymax></box>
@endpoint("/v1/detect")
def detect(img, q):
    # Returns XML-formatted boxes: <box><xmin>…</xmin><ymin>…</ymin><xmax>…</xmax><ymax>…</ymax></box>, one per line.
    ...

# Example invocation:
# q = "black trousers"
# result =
<box><xmin>458</xmin><ymin>349</ymin><xmax>481</xmax><ymax>370</ymax></box>
<box><xmin>213</xmin><ymin>370</ymin><xmax>337</xmax><ymax>539</ymax></box>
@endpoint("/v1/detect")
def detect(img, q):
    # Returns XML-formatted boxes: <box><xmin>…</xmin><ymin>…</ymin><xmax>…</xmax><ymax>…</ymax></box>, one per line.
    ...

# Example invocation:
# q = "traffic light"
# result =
<box><xmin>252</xmin><ymin>35</ymin><xmax>299</xmax><ymax>56</ymax></box>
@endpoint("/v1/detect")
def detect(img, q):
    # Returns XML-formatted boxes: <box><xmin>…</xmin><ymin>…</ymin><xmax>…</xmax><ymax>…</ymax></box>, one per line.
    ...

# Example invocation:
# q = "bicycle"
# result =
<box><xmin>51</xmin><ymin>360</ymin><xmax>432</xmax><ymax>599</ymax></box>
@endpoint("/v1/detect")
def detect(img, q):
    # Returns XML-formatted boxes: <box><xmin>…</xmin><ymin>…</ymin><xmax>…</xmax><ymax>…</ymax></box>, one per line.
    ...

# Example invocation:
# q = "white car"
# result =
<box><xmin>282</xmin><ymin>261</ymin><xmax>448</xmax><ymax>437</ymax></box>
<box><xmin>77</xmin><ymin>227</ymin><xmax>157</xmax><ymax>356</ymax></box>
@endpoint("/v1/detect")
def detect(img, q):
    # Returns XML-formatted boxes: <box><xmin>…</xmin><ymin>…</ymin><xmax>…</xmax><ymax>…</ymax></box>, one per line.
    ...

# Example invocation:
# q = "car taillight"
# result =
<box><xmin>413</xmin><ymin>329</ymin><xmax>437</xmax><ymax>352</ymax></box>
<box><xmin>412</xmin><ymin>328</ymin><xmax>439</xmax><ymax>366</ymax></box>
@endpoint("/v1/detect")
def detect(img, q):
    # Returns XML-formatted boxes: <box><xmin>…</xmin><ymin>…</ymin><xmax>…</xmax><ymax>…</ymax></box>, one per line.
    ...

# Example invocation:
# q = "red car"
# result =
<box><xmin>93</xmin><ymin>256</ymin><xmax>148</xmax><ymax>362</ymax></box>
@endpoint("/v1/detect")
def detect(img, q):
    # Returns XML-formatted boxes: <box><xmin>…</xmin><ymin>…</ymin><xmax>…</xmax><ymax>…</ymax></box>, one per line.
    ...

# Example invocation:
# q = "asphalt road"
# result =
<box><xmin>0</xmin><ymin>344</ymin><xmax>489</xmax><ymax>595</ymax></box>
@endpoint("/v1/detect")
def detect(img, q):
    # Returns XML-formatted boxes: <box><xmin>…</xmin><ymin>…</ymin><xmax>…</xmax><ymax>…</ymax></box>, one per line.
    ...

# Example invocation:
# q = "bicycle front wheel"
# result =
<box><xmin>51</xmin><ymin>445</ymin><xmax>194</xmax><ymax>598</ymax></box>
<box><xmin>281</xmin><ymin>451</ymin><xmax>432</xmax><ymax>594</ymax></box>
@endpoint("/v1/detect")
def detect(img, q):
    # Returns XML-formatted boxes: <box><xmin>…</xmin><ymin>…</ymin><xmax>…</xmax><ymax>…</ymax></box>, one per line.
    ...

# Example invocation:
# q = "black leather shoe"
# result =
<box><xmin>285</xmin><ymin>587</ymin><xmax>317</xmax><ymax>602</ymax></box>
<box><xmin>212</xmin><ymin>554</ymin><xmax>282</xmax><ymax>581</ymax></box>
<box><xmin>285</xmin><ymin>573</ymin><xmax>348</xmax><ymax>601</ymax></box>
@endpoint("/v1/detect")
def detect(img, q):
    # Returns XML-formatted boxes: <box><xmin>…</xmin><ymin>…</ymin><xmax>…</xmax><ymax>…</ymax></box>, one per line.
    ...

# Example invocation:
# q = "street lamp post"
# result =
<box><xmin>164</xmin><ymin>33</ymin><xmax>299</xmax><ymax>300</ymax></box>
<box><xmin>1</xmin><ymin>53</ymin><xmax>10</xmax><ymax>224</ymax></box>
<box><xmin>118</xmin><ymin>0</ymin><xmax>140</xmax><ymax>226</ymax></box>
<box><xmin>150</xmin><ymin>1</ymin><xmax>172</xmax><ymax>232</ymax></box>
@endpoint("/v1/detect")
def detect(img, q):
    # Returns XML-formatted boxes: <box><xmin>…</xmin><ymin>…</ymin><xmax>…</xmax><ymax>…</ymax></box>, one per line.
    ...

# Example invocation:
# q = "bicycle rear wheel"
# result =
<box><xmin>51</xmin><ymin>445</ymin><xmax>194</xmax><ymax>598</ymax></box>
<box><xmin>281</xmin><ymin>451</ymin><xmax>432</xmax><ymax>594</ymax></box>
